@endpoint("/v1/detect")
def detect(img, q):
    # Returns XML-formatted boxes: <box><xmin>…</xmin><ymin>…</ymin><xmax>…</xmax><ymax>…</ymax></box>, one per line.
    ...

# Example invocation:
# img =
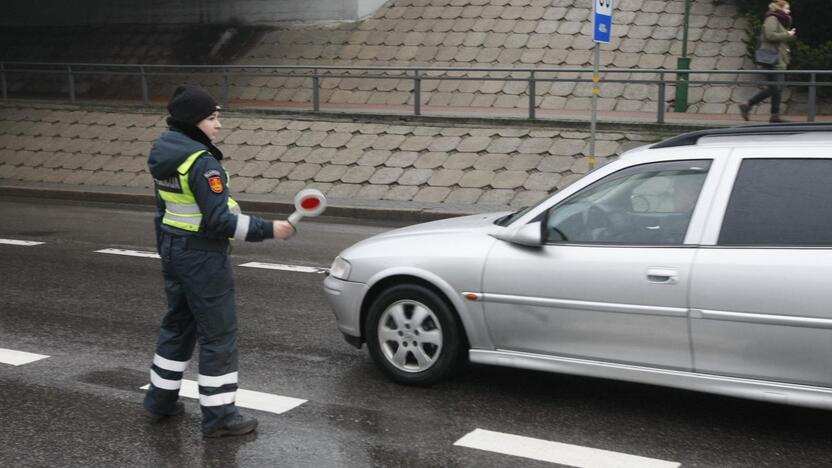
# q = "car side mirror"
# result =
<box><xmin>493</xmin><ymin>221</ymin><xmax>543</xmax><ymax>247</ymax></box>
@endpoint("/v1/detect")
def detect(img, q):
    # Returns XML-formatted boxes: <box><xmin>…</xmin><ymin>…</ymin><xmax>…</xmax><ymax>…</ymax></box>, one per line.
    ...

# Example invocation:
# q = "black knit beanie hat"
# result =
<box><xmin>167</xmin><ymin>85</ymin><xmax>220</xmax><ymax>125</ymax></box>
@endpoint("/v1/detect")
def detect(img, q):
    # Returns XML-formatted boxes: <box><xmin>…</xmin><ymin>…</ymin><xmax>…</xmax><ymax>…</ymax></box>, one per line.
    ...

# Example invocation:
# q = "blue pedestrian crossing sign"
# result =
<box><xmin>593</xmin><ymin>0</ymin><xmax>613</xmax><ymax>43</ymax></box>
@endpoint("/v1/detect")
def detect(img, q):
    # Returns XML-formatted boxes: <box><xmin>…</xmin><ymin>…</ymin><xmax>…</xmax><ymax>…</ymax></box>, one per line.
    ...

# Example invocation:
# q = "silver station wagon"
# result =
<box><xmin>324</xmin><ymin>123</ymin><xmax>832</xmax><ymax>410</ymax></box>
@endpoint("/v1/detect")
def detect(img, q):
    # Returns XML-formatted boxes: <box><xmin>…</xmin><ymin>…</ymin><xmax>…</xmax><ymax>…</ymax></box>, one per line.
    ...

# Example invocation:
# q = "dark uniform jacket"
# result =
<box><xmin>148</xmin><ymin>128</ymin><xmax>274</xmax><ymax>246</ymax></box>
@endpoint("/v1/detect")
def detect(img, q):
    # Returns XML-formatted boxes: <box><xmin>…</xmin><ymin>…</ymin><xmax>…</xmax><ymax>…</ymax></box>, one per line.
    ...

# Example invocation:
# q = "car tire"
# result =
<box><xmin>365</xmin><ymin>283</ymin><xmax>465</xmax><ymax>386</ymax></box>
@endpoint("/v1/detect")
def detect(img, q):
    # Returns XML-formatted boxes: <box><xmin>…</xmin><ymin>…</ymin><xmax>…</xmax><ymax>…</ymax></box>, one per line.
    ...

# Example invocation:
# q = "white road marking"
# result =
<box><xmin>95</xmin><ymin>249</ymin><xmax>328</xmax><ymax>275</ymax></box>
<box><xmin>454</xmin><ymin>429</ymin><xmax>680</xmax><ymax>468</ymax></box>
<box><xmin>0</xmin><ymin>348</ymin><xmax>50</xmax><ymax>366</ymax></box>
<box><xmin>140</xmin><ymin>380</ymin><xmax>306</xmax><ymax>415</ymax></box>
<box><xmin>0</xmin><ymin>239</ymin><xmax>45</xmax><ymax>246</ymax></box>
<box><xmin>240</xmin><ymin>262</ymin><xmax>328</xmax><ymax>274</ymax></box>
<box><xmin>95</xmin><ymin>248</ymin><xmax>160</xmax><ymax>259</ymax></box>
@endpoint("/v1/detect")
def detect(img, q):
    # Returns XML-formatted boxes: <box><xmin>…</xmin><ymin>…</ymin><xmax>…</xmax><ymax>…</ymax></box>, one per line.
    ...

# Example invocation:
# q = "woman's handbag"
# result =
<box><xmin>754</xmin><ymin>48</ymin><xmax>779</xmax><ymax>66</ymax></box>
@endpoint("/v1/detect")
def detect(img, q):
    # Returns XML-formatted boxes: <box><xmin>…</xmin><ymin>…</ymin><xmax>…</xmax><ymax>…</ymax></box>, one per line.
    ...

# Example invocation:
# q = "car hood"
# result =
<box><xmin>371</xmin><ymin>211</ymin><xmax>510</xmax><ymax>240</ymax></box>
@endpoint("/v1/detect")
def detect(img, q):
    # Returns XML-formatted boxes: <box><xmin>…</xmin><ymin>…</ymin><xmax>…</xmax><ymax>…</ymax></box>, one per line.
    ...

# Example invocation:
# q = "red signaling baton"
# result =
<box><xmin>288</xmin><ymin>188</ymin><xmax>327</xmax><ymax>226</ymax></box>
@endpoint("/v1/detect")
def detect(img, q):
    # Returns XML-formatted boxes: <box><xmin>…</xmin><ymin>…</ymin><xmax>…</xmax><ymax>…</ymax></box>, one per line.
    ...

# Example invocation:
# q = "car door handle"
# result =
<box><xmin>646</xmin><ymin>268</ymin><xmax>678</xmax><ymax>285</ymax></box>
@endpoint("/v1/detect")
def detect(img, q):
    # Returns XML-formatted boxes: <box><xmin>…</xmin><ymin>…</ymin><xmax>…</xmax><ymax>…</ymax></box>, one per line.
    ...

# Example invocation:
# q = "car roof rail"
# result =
<box><xmin>650</xmin><ymin>123</ymin><xmax>832</xmax><ymax>149</ymax></box>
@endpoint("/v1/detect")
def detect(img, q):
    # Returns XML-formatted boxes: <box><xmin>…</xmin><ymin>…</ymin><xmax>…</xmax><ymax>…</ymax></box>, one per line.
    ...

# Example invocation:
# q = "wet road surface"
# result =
<box><xmin>1</xmin><ymin>197</ymin><xmax>830</xmax><ymax>467</ymax></box>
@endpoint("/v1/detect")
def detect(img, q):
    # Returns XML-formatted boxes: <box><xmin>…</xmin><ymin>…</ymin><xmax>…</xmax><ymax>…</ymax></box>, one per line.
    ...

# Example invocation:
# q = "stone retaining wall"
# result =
<box><xmin>0</xmin><ymin>105</ymin><xmax>663</xmax><ymax>210</ymax></box>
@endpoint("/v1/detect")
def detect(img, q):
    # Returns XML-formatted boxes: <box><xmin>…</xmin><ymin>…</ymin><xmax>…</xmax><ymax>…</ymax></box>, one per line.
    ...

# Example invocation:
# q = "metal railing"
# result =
<box><xmin>2</xmin><ymin>61</ymin><xmax>830</xmax><ymax>123</ymax></box>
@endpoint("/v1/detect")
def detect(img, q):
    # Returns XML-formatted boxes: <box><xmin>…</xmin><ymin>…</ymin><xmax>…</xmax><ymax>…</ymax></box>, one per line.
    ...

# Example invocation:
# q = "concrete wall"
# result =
<box><xmin>2</xmin><ymin>0</ymin><xmax>388</xmax><ymax>26</ymax></box>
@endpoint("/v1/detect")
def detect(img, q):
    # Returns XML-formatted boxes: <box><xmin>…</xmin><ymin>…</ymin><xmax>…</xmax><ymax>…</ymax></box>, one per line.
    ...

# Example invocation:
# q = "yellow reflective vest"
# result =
<box><xmin>159</xmin><ymin>150</ymin><xmax>240</xmax><ymax>233</ymax></box>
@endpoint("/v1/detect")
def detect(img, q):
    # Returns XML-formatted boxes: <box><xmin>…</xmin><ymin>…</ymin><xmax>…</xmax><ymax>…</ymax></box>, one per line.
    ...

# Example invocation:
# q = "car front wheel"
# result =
<box><xmin>365</xmin><ymin>283</ymin><xmax>465</xmax><ymax>386</ymax></box>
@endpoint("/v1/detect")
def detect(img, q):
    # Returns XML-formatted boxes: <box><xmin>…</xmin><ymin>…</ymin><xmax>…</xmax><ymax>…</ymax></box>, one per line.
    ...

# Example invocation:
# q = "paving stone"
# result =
<box><xmin>385</xmin><ymin>151</ymin><xmax>420</xmax><ymax>168</ymax></box>
<box><xmin>357</xmin><ymin>149</ymin><xmax>391</xmax><ymax>167</ymax></box>
<box><xmin>287</xmin><ymin>163</ymin><xmax>322</xmax><ymax>181</ymax></box>
<box><xmin>477</xmin><ymin>189</ymin><xmax>515</xmax><ymax>206</ymax></box>
<box><xmin>491</xmin><ymin>171</ymin><xmax>528</xmax><ymax>189</ymax></box>
<box><xmin>500</xmin><ymin>153</ymin><xmax>541</xmax><ymax>171</ymax></box>
<box><xmin>60</xmin><ymin>153</ymin><xmax>93</xmax><ymax>170</ymax></box>
<box><xmin>370</xmin><ymin>134</ymin><xmax>405</xmax><ymax>151</ymax></box>
<box><xmin>327</xmin><ymin>183</ymin><xmax>362</xmax><ymax>199</ymax></box>
<box><xmin>398</xmin><ymin>168</ymin><xmax>433</xmax><ymax>185</ymax></box>
<box><xmin>331</xmin><ymin>148</ymin><xmax>365</xmax><ymax>165</ymax></box>
<box><xmin>83</xmin><ymin>170</ymin><xmax>117</xmax><ymax>186</ymax></box>
<box><xmin>550</xmin><ymin>139</ymin><xmax>586</xmax><ymax>156</ymax></box>
<box><xmin>236</xmin><ymin>161</ymin><xmax>270</xmax><ymax>178</ymax></box>
<box><xmin>255</xmin><ymin>146</ymin><xmax>288</xmax><ymax>162</ymax></box>
<box><xmin>484</xmin><ymin>137</ymin><xmax>520</xmax><ymax>154</ymax></box>
<box><xmin>454</xmin><ymin>136</ymin><xmax>490</xmax><ymax>153</ymax></box>
<box><xmin>538</xmin><ymin>155</ymin><xmax>575</xmax><ymax>172</ymax></box>
<box><xmin>511</xmin><ymin>190</ymin><xmax>548</xmax><ymax>207</ymax></box>
<box><xmin>409</xmin><ymin>152</ymin><xmax>445</xmax><ymax>169</ymax></box>
<box><xmin>280</xmin><ymin>147</ymin><xmax>313</xmax><ymax>163</ymax></box>
<box><xmin>231</xmin><ymin>146</ymin><xmax>262</xmax><ymax>162</ymax></box>
<box><xmin>370</xmin><ymin>167</ymin><xmax>404</xmax><ymax>185</ymax></box>
<box><xmin>399</xmin><ymin>135</ymin><xmax>433</xmax><ymax>152</ymax></box>
<box><xmin>306</xmin><ymin>147</ymin><xmax>338</xmax><ymax>164</ymax></box>
<box><xmin>345</xmin><ymin>134</ymin><xmax>377</xmax><ymax>150</ymax></box>
<box><xmin>270</xmin><ymin>130</ymin><xmax>303</xmax><ymax>146</ymax></box>
<box><xmin>458</xmin><ymin>170</ymin><xmax>494</xmax><ymax>188</ymax></box>
<box><xmin>245</xmin><ymin>179</ymin><xmax>280</xmax><ymax>194</ymax></box>
<box><xmin>437</xmin><ymin>153</ymin><xmax>473</xmax><ymax>170</ymax></box>
<box><xmin>524</xmin><ymin>172</ymin><xmax>561</xmax><ymax>191</ymax></box>
<box><xmin>414</xmin><ymin>186</ymin><xmax>451</xmax><ymax>203</ymax></box>
<box><xmin>472</xmin><ymin>154</ymin><xmax>509</xmax><ymax>171</ymax></box>
<box><xmin>314</xmin><ymin>164</ymin><xmax>348</xmax><ymax>182</ymax></box>
<box><xmin>384</xmin><ymin>186</ymin><xmax>420</xmax><ymax>201</ymax></box>
<box><xmin>425</xmin><ymin>136</ymin><xmax>459</xmax><ymax>152</ymax></box>
<box><xmin>446</xmin><ymin>188</ymin><xmax>483</xmax><ymax>204</ymax></box>
<box><xmin>292</xmin><ymin>131</ymin><xmax>326</xmax><ymax>147</ymax></box>
<box><xmin>263</xmin><ymin>162</ymin><xmax>295</xmax><ymax>179</ymax></box>
<box><xmin>273</xmin><ymin>180</ymin><xmax>307</xmax><ymax>196</ymax></box>
<box><xmin>80</xmin><ymin>155</ymin><xmax>111</xmax><ymax>171</ymax></box>
<box><xmin>341</xmin><ymin>166</ymin><xmax>376</xmax><ymax>184</ymax></box>
<box><xmin>356</xmin><ymin>184</ymin><xmax>389</xmax><ymax>200</ymax></box>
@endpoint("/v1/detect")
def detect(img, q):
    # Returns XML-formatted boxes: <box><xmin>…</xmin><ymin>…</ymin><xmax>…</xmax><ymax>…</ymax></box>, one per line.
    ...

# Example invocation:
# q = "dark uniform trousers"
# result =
<box><xmin>143</xmin><ymin>233</ymin><xmax>240</xmax><ymax>432</ymax></box>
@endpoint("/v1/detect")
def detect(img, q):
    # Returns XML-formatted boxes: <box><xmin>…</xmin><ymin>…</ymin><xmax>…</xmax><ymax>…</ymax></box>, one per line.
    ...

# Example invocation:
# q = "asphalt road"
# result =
<box><xmin>1</xmin><ymin>197</ymin><xmax>830</xmax><ymax>468</ymax></box>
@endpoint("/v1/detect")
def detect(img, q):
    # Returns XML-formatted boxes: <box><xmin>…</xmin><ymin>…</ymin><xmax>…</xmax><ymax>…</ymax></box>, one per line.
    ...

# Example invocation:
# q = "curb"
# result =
<box><xmin>0</xmin><ymin>182</ymin><xmax>488</xmax><ymax>225</ymax></box>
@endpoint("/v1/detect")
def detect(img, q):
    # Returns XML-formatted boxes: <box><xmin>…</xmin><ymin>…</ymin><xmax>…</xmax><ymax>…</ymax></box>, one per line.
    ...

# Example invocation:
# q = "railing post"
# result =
<box><xmin>528</xmin><ymin>71</ymin><xmax>536</xmax><ymax>120</ymax></box>
<box><xmin>67</xmin><ymin>65</ymin><xmax>76</xmax><ymax>103</ymax></box>
<box><xmin>312</xmin><ymin>69</ymin><xmax>320</xmax><ymax>112</ymax></box>
<box><xmin>0</xmin><ymin>63</ymin><xmax>7</xmax><ymax>100</ymax></box>
<box><xmin>657</xmin><ymin>72</ymin><xmax>666</xmax><ymax>124</ymax></box>
<box><xmin>414</xmin><ymin>69</ymin><xmax>421</xmax><ymax>116</ymax></box>
<box><xmin>140</xmin><ymin>66</ymin><xmax>149</xmax><ymax>106</ymax></box>
<box><xmin>808</xmin><ymin>72</ymin><xmax>817</xmax><ymax>123</ymax></box>
<box><xmin>222</xmin><ymin>68</ymin><xmax>230</xmax><ymax>109</ymax></box>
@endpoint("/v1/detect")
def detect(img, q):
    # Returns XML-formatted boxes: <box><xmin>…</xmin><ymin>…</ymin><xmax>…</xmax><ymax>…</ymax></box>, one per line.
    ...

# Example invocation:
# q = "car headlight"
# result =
<box><xmin>329</xmin><ymin>256</ymin><xmax>352</xmax><ymax>280</ymax></box>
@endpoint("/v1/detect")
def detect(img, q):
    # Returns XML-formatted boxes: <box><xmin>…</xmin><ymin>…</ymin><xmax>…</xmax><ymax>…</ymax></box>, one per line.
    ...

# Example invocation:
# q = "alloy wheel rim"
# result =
<box><xmin>377</xmin><ymin>299</ymin><xmax>443</xmax><ymax>373</ymax></box>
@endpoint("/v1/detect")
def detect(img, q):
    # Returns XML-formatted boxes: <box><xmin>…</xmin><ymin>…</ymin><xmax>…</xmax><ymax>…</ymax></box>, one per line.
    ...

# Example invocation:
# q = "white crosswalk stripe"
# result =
<box><xmin>0</xmin><ymin>348</ymin><xmax>50</xmax><ymax>366</ymax></box>
<box><xmin>0</xmin><ymin>239</ymin><xmax>45</xmax><ymax>246</ymax></box>
<box><xmin>140</xmin><ymin>380</ymin><xmax>306</xmax><ymax>415</ymax></box>
<box><xmin>240</xmin><ymin>262</ymin><xmax>329</xmax><ymax>274</ymax></box>
<box><xmin>95</xmin><ymin>248</ymin><xmax>160</xmax><ymax>259</ymax></box>
<box><xmin>454</xmin><ymin>429</ymin><xmax>680</xmax><ymax>468</ymax></box>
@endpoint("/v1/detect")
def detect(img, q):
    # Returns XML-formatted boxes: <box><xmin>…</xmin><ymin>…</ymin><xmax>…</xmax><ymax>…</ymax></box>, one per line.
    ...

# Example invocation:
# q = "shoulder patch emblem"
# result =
<box><xmin>208</xmin><ymin>176</ymin><xmax>224</xmax><ymax>194</ymax></box>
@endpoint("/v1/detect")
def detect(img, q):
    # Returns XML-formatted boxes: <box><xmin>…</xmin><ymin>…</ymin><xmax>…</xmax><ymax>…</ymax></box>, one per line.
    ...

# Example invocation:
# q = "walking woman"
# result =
<box><xmin>739</xmin><ymin>0</ymin><xmax>796</xmax><ymax>123</ymax></box>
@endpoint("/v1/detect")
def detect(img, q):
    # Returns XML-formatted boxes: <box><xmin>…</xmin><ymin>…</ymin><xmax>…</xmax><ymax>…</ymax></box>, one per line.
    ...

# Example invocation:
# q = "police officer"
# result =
<box><xmin>143</xmin><ymin>85</ymin><xmax>295</xmax><ymax>437</ymax></box>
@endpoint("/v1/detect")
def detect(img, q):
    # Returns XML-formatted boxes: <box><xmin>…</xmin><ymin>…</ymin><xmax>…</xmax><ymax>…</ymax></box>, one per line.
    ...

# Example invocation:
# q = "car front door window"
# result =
<box><xmin>544</xmin><ymin>160</ymin><xmax>711</xmax><ymax>245</ymax></box>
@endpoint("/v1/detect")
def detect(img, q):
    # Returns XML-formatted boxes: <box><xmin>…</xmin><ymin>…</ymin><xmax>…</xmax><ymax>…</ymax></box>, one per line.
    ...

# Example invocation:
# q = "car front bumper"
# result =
<box><xmin>323</xmin><ymin>274</ymin><xmax>369</xmax><ymax>348</ymax></box>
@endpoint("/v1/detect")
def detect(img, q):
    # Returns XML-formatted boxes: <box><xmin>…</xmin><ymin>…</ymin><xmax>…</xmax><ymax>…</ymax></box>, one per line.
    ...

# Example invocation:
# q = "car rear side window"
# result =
<box><xmin>719</xmin><ymin>158</ymin><xmax>832</xmax><ymax>246</ymax></box>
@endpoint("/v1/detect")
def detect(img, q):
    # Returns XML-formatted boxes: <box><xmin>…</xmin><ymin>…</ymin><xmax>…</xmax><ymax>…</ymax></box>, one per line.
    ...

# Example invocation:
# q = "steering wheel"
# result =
<box><xmin>583</xmin><ymin>205</ymin><xmax>614</xmax><ymax>241</ymax></box>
